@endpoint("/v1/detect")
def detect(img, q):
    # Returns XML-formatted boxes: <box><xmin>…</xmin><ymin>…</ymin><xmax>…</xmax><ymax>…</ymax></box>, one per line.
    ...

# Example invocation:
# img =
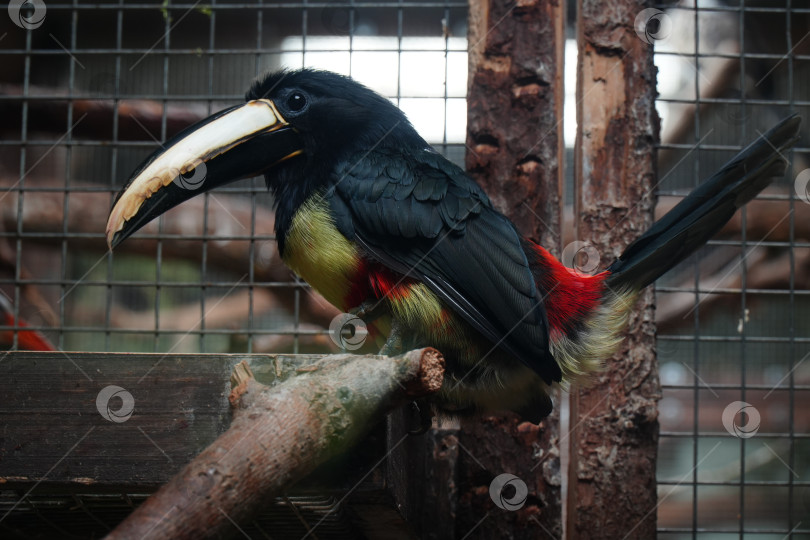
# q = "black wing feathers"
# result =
<box><xmin>607</xmin><ymin>115</ymin><xmax>801</xmax><ymax>289</ymax></box>
<box><xmin>328</xmin><ymin>147</ymin><xmax>560</xmax><ymax>383</ymax></box>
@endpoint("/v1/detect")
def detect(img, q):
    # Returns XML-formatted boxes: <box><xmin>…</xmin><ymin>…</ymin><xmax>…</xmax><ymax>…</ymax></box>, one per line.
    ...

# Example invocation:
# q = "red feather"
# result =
<box><xmin>347</xmin><ymin>245</ymin><xmax>605</xmax><ymax>341</ymax></box>
<box><xmin>345</xmin><ymin>258</ymin><xmax>416</xmax><ymax>308</ymax></box>
<box><xmin>526</xmin><ymin>244</ymin><xmax>606</xmax><ymax>336</ymax></box>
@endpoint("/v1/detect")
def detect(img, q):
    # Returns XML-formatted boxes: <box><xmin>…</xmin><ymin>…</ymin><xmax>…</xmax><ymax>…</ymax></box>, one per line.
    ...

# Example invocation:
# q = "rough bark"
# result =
<box><xmin>463</xmin><ymin>0</ymin><xmax>565</xmax><ymax>536</ymax></box>
<box><xmin>466</xmin><ymin>0</ymin><xmax>565</xmax><ymax>251</ymax></box>
<box><xmin>106</xmin><ymin>348</ymin><xmax>445</xmax><ymax>539</ymax></box>
<box><xmin>567</xmin><ymin>0</ymin><xmax>660</xmax><ymax>538</ymax></box>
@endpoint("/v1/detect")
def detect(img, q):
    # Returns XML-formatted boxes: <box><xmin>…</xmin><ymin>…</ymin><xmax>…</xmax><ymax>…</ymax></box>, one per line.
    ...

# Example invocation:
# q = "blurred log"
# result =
<box><xmin>658</xmin><ymin>55</ymin><xmax>739</xmax><ymax>167</ymax></box>
<box><xmin>656</xmin><ymin>247</ymin><xmax>810</xmax><ymax>330</ymax></box>
<box><xmin>110</xmin><ymin>298</ymin><xmax>337</xmax><ymax>354</ymax></box>
<box><xmin>2</xmin><ymin>182</ymin><xmax>279</xmax><ymax>275</ymax></box>
<box><xmin>108</xmin><ymin>289</ymin><xmax>277</xmax><ymax>330</ymax></box>
<box><xmin>562</xmin><ymin>191</ymin><xmax>810</xmax><ymax>247</ymax></box>
<box><xmin>0</xmin><ymin>84</ymin><xmax>209</xmax><ymax>141</ymax></box>
<box><xmin>560</xmin><ymin>191</ymin><xmax>810</xmax><ymax>329</ymax></box>
<box><xmin>568</xmin><ymin>0</ymin><xmax>660</xmax><ymax>537</ymax></box>
<box><xmin>0</xmin><ymin>181</ymin><xmax>341</xmax><ymax>327</ymax></box>
<box><xmin>247</xmin><ymin>323</ymin><xmax>337</xmax><ymax>354</ymax></box>
<box><xmin>0</xmin><ymin>235</ymin><xmax>59</xmax><ymax>327</ymax></box>
<box><xmin>656</xmin><ymin>192</ymin><xmax>810</xmax><ymax>243</ymax></box>
<box><xmin>107</xmin><ymin>348</ymin><xmax>445</xmax><ymax>540</ymax></box>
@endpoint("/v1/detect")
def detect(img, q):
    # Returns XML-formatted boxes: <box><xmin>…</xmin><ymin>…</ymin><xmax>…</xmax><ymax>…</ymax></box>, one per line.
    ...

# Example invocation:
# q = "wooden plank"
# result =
<box><xmin>0</xmin><ymin>352</ymin><xmax>385</xmax><ymax>493</ymax></box>
<box><xmin>462</xmin><ymin>0</ymin><xmax>566</xmax><ymax>536</ymax></box>
<box><xmin>386</xmin><ymin>411</ymin><xmax>459</xmax><ymax>540</ymax></box>
<box><xmin>568</xmin><ymin>0</ymin><xmax>660</xmax><ymax>537</ymax></box>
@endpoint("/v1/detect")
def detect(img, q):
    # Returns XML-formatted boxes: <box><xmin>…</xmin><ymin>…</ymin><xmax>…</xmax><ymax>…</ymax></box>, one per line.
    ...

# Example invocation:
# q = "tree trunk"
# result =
<box><xmin>463</xmin><ymin>0</ymin><xmax>566</xmax><ymax>536</ymax></box>
<box><xmin>567</xmin><ymin>0</ymin><xmax>660</xmax><ymax>537</ymax></box>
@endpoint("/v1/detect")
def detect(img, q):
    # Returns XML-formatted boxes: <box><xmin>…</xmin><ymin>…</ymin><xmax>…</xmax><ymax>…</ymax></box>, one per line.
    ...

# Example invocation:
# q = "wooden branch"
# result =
<box><xmin>106</xmin><ymin>348</ymin><xmax>444</xmax><ymax>540</ymax></box>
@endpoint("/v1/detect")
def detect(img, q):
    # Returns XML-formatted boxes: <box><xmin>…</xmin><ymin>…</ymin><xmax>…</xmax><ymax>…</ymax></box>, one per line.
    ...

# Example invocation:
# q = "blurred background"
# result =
<box><xmin>0</xmin><ymin>0</ymin><xmax>808</xmax><ymax>537</ymax></box>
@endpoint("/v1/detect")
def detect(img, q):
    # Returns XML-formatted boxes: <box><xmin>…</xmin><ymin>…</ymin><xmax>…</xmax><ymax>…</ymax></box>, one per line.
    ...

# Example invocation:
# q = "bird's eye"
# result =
<box><xmin>286</xmin><ymin>92</ymin><xmax>308</xmax><ymax>113</ymax></box>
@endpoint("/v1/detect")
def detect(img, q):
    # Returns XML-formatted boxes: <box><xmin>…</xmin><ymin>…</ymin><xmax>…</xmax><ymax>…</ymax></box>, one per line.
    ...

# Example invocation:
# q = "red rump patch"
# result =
<box><xmin>344</xmin><ymin>245</ymin><xmax>605</xmax><ymax>338</ymax></box>
<box><xmin>527</xmin><ymin>244</ymin><xmax>605</xmax><ymax>334</ymax></box>
<box><xmin>344</xmin><ymin>258</ymin><xmax>415</xmax><ymax>309</ymax></box>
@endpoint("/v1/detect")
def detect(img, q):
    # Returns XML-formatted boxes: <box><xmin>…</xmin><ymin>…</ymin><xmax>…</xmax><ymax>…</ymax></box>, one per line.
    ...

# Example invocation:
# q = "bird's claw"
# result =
<box><xmin>379</xmin><ymin>316</ymin><xmax>405</xmax><ymax>356</ymax></box>
<box><xmin>408</xmin><ymin>401</ymin><xmax>433</xmax><ymax>435</ymax></box>
<box><xmin>350</xmin><ymin>299</ymin><xmax>386</xmax><ymax>324</ymax></box>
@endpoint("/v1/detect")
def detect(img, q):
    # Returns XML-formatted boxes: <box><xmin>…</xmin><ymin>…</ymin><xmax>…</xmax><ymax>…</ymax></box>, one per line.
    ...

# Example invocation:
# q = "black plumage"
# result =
<box><xmin>328</xmin><ymin>146</ymin><xmax>559</xmax><ymax>383</ymax></box>
<box><xmin>607</xmin><ymin>115</ymin><xmax>801</xmax><ymax>290</ymax></box>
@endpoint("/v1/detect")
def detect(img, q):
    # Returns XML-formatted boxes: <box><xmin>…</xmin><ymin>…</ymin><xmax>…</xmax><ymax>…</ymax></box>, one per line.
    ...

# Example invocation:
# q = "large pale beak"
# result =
<box><xmin>106</xmin><ymin>99</ymin><xmax>303</xmax><ymax>248</ymax></box>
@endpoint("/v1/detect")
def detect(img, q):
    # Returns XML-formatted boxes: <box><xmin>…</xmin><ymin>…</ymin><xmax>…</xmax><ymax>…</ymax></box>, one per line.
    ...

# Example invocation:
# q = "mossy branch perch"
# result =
<box><xmin>106</xmin><ymin>348</ymin><xmax>445</xmax><ymax>539</ymax></box>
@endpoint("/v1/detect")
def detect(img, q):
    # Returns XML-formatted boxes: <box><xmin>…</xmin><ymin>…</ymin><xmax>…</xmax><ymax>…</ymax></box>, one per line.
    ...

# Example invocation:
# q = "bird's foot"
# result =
<box><xmin>350</xmin><ymin>299</ymin><xmax>387</xmax><ymax>324</ymax></box>
<box><xmin>408</xmin><ymin>401</ymin><xmax>433</xmax><ymax>435</ymax></box>
<box><xmin>378</xmin><ymin>317</ymin><xmax>405</xmax><ymax>356</ymax></box>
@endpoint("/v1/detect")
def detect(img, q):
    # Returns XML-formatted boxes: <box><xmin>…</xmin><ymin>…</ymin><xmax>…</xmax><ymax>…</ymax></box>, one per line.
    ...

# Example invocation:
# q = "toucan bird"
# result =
<box><xmin>106</xmin><ymin>69</ymin><xmax>801</xmax><ymax>422</ymax></box>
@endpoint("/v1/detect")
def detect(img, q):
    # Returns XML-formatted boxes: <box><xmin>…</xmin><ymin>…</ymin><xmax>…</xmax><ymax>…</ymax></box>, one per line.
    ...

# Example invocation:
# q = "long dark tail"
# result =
<box><xmin>606</xmin><ymin>115</ymin><xmax>802</xmax><ymax>290</ymax></box>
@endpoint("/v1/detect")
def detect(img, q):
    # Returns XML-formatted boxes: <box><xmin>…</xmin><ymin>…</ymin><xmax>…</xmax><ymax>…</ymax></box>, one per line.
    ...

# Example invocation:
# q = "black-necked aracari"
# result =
<box><xmin>106</xmin><ymin>69</ymin><xmax>801</xmax><ymax>423</ymax></box>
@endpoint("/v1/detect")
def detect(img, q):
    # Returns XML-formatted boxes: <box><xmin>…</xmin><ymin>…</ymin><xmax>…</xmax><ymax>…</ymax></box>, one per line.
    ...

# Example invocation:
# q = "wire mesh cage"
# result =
<box><xmin>1</xmin><ymin>2</ymin><xmax>468</xmax><ymax>538</ymax></box>
<box><xmin>0</xmin><ymin>0</ymin><xmax>808</xmax><ymax>538</ymax></box>
<box><xmin>651</xmin><ymin>2</ymin><xmax>810</xmax><ymax>537</ymax></box>
<box><xmin>0</xmin><ymin>0</ymin><xmax>468</xmax><ymax>357</ymax></box>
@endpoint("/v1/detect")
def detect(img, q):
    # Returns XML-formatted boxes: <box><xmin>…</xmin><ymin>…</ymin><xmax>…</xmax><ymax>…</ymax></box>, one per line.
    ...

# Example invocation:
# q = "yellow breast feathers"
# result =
<box><xmin>282</xmin><ymin>194</ymin><xmax>360</xmax><ymax>311</ymax></box>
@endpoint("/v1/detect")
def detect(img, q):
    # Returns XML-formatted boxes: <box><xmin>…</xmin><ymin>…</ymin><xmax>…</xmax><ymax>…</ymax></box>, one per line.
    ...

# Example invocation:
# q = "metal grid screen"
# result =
<box><xmin>1</xmin><ymin>0</ymin><xmax>809</xmax><ymax>538</ymax></box>
<box><xmin>0</xmin><ymin>0</ymin><xmax>467</xmax><ymax>356</ymax></box>
<box><xmin>652</xmin><ymin>2</ymin><xmax>810</xmax><ymax>537</ymax></box>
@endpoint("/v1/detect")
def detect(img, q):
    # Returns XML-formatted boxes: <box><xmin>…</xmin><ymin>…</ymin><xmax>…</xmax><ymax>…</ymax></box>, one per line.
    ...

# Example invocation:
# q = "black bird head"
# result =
<box><xmin>106</xmin><ymin>69</ymin><xmax>425</xmax><ymax>249</ymax></box>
